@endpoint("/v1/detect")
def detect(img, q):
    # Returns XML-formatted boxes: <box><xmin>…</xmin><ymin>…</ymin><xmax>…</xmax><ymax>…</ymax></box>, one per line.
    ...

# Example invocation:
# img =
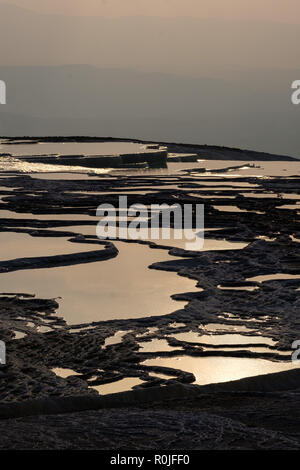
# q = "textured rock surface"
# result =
<box><xmin>0</xmin><ymin>408</ymin><xmax>298</xmax><ymax>450</ymax></box>
<box><xmin>0</xmin><ymin>143</ymin><xmax>299</xmax><ymax>449</ymax></box>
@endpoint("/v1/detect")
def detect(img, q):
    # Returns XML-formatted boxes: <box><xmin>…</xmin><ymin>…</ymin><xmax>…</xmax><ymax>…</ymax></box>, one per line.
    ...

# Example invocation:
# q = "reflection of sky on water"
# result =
<box><xmin>143</xmin><ymin>356</ymin><xmax>298</xmax><ymax>386</ymax></box>
<box><xmin>0</xmin><ymin>141</ymin><xmax>143</xmax><ymax>156</ymax></box>
<box><xmin>0</xmin><ymin>240</ymin><xmax>198</xmax><ymax>324</ymax></box>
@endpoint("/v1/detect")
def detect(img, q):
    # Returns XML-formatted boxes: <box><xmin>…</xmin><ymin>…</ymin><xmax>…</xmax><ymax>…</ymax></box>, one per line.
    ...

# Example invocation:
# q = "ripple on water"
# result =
<box><xmin>138</xmin><ymin>339</ymin><xmax>178</xmax><ymax>353</ymax></box>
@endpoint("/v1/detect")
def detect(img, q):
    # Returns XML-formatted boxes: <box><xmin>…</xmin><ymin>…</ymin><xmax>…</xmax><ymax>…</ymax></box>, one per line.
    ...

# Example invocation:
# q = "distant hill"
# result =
<box><xmin>0</xmin><ymin>65</ymin><xmax>299</xmax><ymax>158</ymax></box>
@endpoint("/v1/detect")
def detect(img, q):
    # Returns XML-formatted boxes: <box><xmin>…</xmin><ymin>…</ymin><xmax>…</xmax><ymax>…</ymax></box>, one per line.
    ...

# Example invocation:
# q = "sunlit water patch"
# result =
<box><xmin>91</xmin><ymin>377</ymin><xmax>144</xmax><ymax>395</ymax></box>
<box><xmin>172</xmin><ymin>331</ymin><xmax>276</xmax><ymax>346</ymax></box>
<box><xmin>143</xmin><ymin>356</ymin><xmax>299</xmax><ymax>386</ymax></box>
<box><xmin>0</xmin><ymin>142</ymin><xmax>144</xmax><ymax>157</ymax></box>
<box><xmin>0</xmin><ymin>232</ymin><xmax>99</xmax><ymax>259</ymax></box>
<box><xmin>104</xmin><ymin>330</ymin><xmax>131</xmax><ymax>347</ymax></box>
<box><xmin>247</xmin><ymin>273</ymin><xmax>300</xmax><ymax>282</ymax></box>
<box><xmin>0</xmin><ymin>241</ymin><xmax>198</xmax><ymax>324</ymax></box>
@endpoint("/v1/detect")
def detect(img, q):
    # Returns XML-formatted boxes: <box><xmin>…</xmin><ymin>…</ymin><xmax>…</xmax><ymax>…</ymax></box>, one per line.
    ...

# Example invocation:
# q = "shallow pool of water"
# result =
<box><xmin>104</xmin><ymin>331</ymin><xmax>131</xmax><ymax>347</ymax></box>
<box><xmin>30</xmin><ymin>172</ymin><xmax>110</xmax><ymax>180</ymax></box>
<box><xmin>143</xmin><ymin>356</ymin><xmax>299</xmax><ymax>385</ymax></box>
<box><xmin>49</xmin><ymin>225</ymin><xmax>248</xmax><ymax>251</ymax></box>
<box><xmin>0</xmin><ymin>142</ymin><xmax>144</xmax><ymax>157</ymax></box>
<box><xmin>91</xmin><ymin>377</ymin><xmax>144</xmax><ymax>395</ymax></box>
<box><xmin>52</xmin><ymin>367</ymin><xmax>80</xmax><ymax>378</ymax></box>
<box><xmin>247</xmin><ymin>273</ymin><xmax>300</xmax><ymax>282</ymax></box>
<box><xmin>52</xmin><ymin>367</ymin><xmax>145</xmax><ymax>395</ymax></box>
<box><xmin>213</xmin><ymin>205</ymin><xmax>249</xmax><ymax>213</ymax></box>
<box><xmin>0</xmin><ymin>241</ymin><xmax>198</xmax><ymax>324</ymax></box>
<box><xmin>48</xmin><ymin>225</ymin><xmax>248</xmax><ymax>252</ymax></box>
<box><xmin>0</xmin><ymin>232</ymin><xmax>98</xmax><ymax>260</ymax></box>
<box><xmin>172</xmin><ymin>331</ymin><xmax>276</xmax><ymax>346</ymax></box>
<box><xmin>0</xmin><ymin>210</ymin><xmax>99</xmax><ymax>221</ymax></box>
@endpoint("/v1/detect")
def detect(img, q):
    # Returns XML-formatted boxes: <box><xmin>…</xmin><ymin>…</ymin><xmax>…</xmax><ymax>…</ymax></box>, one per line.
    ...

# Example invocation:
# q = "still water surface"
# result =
<box><xmin>0</xmin><ymin>239</ymin><xmax>198</xmax><ymax>324</ymax></box>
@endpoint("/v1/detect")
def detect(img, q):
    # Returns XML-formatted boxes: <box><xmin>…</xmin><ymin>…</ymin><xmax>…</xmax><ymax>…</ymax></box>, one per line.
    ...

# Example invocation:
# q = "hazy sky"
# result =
<box><xmin>6</xmin><ymin>0</ymin><xmax>300</xmax><ymax>22</ymax></box>
<box><xmin>1</xmin><ymin>0</ymin><xmax>300</xmax><ymax>155</ymax></box>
